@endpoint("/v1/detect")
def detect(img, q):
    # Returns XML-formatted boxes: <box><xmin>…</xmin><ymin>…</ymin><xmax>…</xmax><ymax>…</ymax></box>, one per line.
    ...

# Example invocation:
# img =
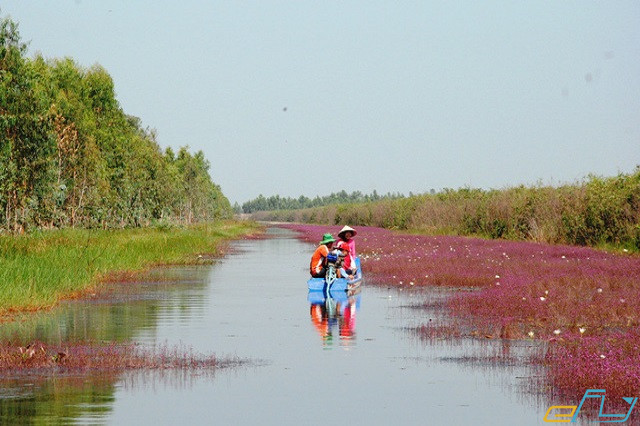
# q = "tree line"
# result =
<box><xmin>254</xmin><ymin>169</ymin><xmax>640</xmax><ymax>249</ymax></box>
<box><xmin>0</xmin><ymin>16</ymin><xmax>231</xmax><ymax>232</ymax></box>
<box><xmin>239</xmin><ymin>190</ymin><xmax>405</xmax><ymax>213</ymax></box>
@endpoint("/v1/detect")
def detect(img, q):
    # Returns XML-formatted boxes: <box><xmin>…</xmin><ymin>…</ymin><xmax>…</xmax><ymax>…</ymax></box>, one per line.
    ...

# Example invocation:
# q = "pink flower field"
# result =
<box><xmin>0</xmin><ymin>340</ymin><xmax>239</xmax><ymax>374</ymax></box>
<box><xmin>283</xmin><ymin>223</ymin><xmax>640</xmax><ymax>397</ymax></box>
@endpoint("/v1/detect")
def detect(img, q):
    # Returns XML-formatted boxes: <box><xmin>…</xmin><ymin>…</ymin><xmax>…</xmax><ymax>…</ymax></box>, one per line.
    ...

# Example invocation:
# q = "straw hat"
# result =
<box><xmin>338</xmin><ymin>225</ymin><xmax>357</xmax><ymax>238</ymax></box>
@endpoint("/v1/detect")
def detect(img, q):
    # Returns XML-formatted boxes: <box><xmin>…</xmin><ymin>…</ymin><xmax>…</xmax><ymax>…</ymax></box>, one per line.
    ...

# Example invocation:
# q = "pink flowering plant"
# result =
<box><xmin>0</xmin><ymin>340</ymin><xmax>240</xmax><ymax>374</ymax></box>
<box><xmin>283</xmin><ymin>223</ymin><xmax>640</xmax><ymax>397</ymax></box>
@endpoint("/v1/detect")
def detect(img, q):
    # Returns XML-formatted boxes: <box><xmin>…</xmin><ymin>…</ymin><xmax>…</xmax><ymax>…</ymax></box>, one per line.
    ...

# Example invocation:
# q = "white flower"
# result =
<box><xmin>600</xmin><ymin>354</ymin><xmax>606</xmax><ymax>359</ymax></box>
<box><xmin>495</xmin><ymin>275</ymin><xmax>500</xmax><ymax>279</ymax></box>
<box><xmin>579</xmin><ymin>327</ymin><xmax>586</xmax><ymax>334</ymax></box>
<box><xmin>597</xmin><ymin>288</ymin><xmax>603</xmax><ymax>293</ymax></box>
<box><xmin>561</xmin><ymin>255</ymin><xmax>566</xmax><ymax>259</ymax></box>
<box><xmin>623</xmin><ymin>249</ymin><xmax>629</xmax><ymax>253</ymax></box>
<box><xmin>553</xmin><ymin>329</ymin><xmax>561</xmax><ymax>335</ymax></box>
<box><xmin>522</xmin><ymin>297</ymin><xmax>527</xmax><ymax>301</ymax></box>
<box><xmin>409</xmin><ymin>282</ymin><xmax>414</xmax><ymax>286</ymax></box>
<box><xmin>495</xmin><ymin>282</ymin><xmax>500</xmax><ymax>286</ymax></box>
<box><xmin>544</xmin><ymin>290</ymin><xmax>549</xmax><ymax>295</ymax></box>
<box><xmin>528</xmin><ymin>331</ymin><xmax>535</xmax><ymax>338</ymax></box>
<box><xmin>540</xmin><ymin>297</ymin><xmax>546</xmax><ymax>301</ymax></box>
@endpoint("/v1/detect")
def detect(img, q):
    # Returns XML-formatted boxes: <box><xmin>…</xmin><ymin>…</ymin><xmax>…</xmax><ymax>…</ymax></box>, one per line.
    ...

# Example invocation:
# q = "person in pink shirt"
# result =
<box><xmin>336</xmin><ymin>225</ymin><xmax>357</xmax><ymax>275</ymax></box>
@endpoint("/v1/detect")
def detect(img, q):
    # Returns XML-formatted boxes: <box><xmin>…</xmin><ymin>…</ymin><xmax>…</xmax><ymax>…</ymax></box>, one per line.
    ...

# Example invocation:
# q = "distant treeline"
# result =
<box><xmin>252</xmin><ymin>169</ymin><xmax>640</xmax><ymax>250</ymax></box>
<box><xmin>0</xmin><ymin>16</ymin><xmax>231</xmax><ymax>232</ymax></box>
<box><xmin>240</xmin><ymin>190</ymin><xmax>405</xmax><ymax>213</ymax></box>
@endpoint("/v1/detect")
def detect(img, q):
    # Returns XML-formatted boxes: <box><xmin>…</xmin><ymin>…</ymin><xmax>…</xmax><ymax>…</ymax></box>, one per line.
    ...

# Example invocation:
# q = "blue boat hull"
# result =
<box><xmin>308</xmin><ymin>287</ymin><xmax>362</xmax><ymax>305</ymax></box>
<box><xmin>308</xmin><ymin>258</ymin><xmax>362</xmax><ymax>292</ymax></box>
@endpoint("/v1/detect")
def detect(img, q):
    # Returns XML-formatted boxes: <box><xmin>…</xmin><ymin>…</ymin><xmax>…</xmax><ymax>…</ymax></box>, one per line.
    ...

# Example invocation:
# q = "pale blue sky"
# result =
<box><xmin>3</xmin><ymin>1</ymin><xmax>639</xmax><ymax>203</ymax></box>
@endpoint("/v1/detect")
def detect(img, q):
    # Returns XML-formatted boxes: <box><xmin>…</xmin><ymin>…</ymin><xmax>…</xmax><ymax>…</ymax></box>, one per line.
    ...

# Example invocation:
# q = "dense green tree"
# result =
<box><xmin>241</xmin><ymin>190</ymin><xmax>405</xmax><ymax>213</ymax></box>
<box><xmin>0</xmin><ymin>18</ymin><xmax>57</xmax><ymax>231</ymax></box>
<box><xmin>0</xmin><ymin>15</ymin><xmax>231</xmax><ymax>231</ymax></box>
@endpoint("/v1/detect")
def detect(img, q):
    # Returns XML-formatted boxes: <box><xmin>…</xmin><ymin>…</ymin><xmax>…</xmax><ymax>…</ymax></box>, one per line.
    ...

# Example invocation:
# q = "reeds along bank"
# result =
<box><xmin>257</xmin><ymin>169</ymin><xmax>640</xmax><ymax>250</ymax></box>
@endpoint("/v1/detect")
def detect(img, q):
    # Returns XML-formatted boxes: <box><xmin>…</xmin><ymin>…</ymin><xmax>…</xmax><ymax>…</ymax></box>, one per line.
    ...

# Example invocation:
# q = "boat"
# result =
<box><xmin>307</xmin><ymin>286</ymin><xmax>362</xmax><ymax>305</ymax></box>
<box><xmin>307</xmin><ymin>257</ymin><xmax>363</xmax><ymax>292</ymax></box>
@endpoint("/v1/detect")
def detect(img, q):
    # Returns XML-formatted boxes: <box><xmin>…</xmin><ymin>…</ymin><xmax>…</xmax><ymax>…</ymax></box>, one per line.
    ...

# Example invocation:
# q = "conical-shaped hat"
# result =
<box><xmin>338</xmin><ymin>225</ymin><xmax>357</xmax><ymax>238</ymax></box>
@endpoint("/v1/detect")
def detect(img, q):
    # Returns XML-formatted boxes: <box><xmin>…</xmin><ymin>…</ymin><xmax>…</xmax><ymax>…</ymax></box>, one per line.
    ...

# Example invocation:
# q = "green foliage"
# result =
<box><xmin>1</xmin><ymin>18</ymin><xmax>56</xmax><ymax>231</ymax></box>
<box><xmin>241</xmin><ymin>190</ymin><xmax>404</xmax><ymax>213</ymax></box>
<box><xmin>257</xmin><ymin>167</ymin><xmax>640</xmax><ymax>250</ymax></box>
<box><xmin>0</xmin><ymin>15</ymin><xmax>231</xmax><ymax>231</ymax></box>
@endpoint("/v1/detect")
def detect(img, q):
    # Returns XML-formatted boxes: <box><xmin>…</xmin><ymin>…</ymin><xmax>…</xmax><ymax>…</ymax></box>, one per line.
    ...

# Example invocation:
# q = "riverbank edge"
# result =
<box><xmin>256</xmin><ymin>216</ymin><xmax>639</xmax><ymax>255</ymax></box>
<box><xmin>249</xmin><ymin>168</ymin><xmax>640</xmax><ymax>253</ymax></box>
<box><xmin>0</xmin><ymin>220</ymin><xmax>264</xmax><ymax>320</ymax></box>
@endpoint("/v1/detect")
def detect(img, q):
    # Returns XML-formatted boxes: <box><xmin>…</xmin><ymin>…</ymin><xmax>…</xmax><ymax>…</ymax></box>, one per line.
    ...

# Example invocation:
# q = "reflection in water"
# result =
<box><xmin>308</xmin><ymin>289</ymin><xmax>361</xmax><ymax>347</ymax></box>
<box><xmin>0</xmin><ymin>266</ymin><xmax>213</xmax><ymax>424</ymax></box>
<box><xmin>0</xmin><ymin>375</ymin><xmax>117</xmax><ymax>425</ymax></box>
<box><xmin>0</xmin><ymin>266</ymin><xmax>212</xmax><ymax>344</ymax></box>
<box><xmin>0</xmin><ymin>370</ymin><xmax>230</xmax><ymax>426</ymax></box>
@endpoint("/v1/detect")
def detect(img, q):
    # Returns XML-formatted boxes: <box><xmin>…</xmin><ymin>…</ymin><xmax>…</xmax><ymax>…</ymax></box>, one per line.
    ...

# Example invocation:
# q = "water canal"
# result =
<box><xmin>0</xmin><ymin>228</ymin><xmax>555</xmax><ymax>425</ymax></box>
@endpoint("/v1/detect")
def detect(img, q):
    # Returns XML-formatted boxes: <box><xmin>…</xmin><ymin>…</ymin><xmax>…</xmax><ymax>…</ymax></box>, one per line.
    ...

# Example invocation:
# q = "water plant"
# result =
<box><xmin>283</xmin><ymin>223</ymin><xmax>640</xmax><ymax>397</ymax></box>
<box><xmin>0</xmin><ymin>341</ymin><xmax>242</xmax><ymax>374</ymax></box>
<box><xmin>544</xmin><ymin>330</ymin><xmax>640</xmax><ymax>398</ymax></box>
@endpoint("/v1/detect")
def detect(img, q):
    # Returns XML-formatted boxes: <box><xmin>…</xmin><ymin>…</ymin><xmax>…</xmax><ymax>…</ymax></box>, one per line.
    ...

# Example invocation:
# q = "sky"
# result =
<box><xmin>2</xmin><ymin>1</ymin><xmax>639</xmax><ymax>204</ymax></box>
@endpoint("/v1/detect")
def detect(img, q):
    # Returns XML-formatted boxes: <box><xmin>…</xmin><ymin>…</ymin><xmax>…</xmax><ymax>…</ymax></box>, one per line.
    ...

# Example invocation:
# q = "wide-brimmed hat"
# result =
<box><xmin>338</xmin><ymin>225</ymin><xmax>357</xmax><ymax>238</ymax></box>
<box><xmin>319</xmin><ymin>233</ymin><xmax>335</xmax><ymax>245</ymax></box>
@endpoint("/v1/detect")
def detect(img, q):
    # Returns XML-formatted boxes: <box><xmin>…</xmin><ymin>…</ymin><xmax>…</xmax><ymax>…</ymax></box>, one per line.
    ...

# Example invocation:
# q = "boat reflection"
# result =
<box><xmin>308</xmin><ymin>289</ymin><xmax>361</xmax><ymax>347</ymax></box>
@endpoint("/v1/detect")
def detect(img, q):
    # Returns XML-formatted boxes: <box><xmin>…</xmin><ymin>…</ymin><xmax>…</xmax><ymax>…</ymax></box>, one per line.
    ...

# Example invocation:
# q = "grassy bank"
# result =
<box><xmin>254</xmin><ymin>168</ymin><xmax>640</xmax><ymax>251</ymax></box>
<box><xmin>0</xmin><ymin>221</ymin><xmax>261</xmax><ymax>315</ymax></box>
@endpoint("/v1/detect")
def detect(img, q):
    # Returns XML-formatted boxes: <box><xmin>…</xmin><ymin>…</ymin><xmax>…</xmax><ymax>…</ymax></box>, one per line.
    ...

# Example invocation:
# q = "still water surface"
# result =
<box><xmin>0</xmin><ymin>228</ymin><xmax>551</xmax><ymax>425</ymax></box>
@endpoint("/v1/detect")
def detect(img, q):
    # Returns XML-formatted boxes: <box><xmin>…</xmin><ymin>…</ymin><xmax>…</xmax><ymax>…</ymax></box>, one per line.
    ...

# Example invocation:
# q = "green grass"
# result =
<box><xmin>0</xmin><ymin>221</ymin><xmax>261</xmax><ymax>313</ymax></box>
